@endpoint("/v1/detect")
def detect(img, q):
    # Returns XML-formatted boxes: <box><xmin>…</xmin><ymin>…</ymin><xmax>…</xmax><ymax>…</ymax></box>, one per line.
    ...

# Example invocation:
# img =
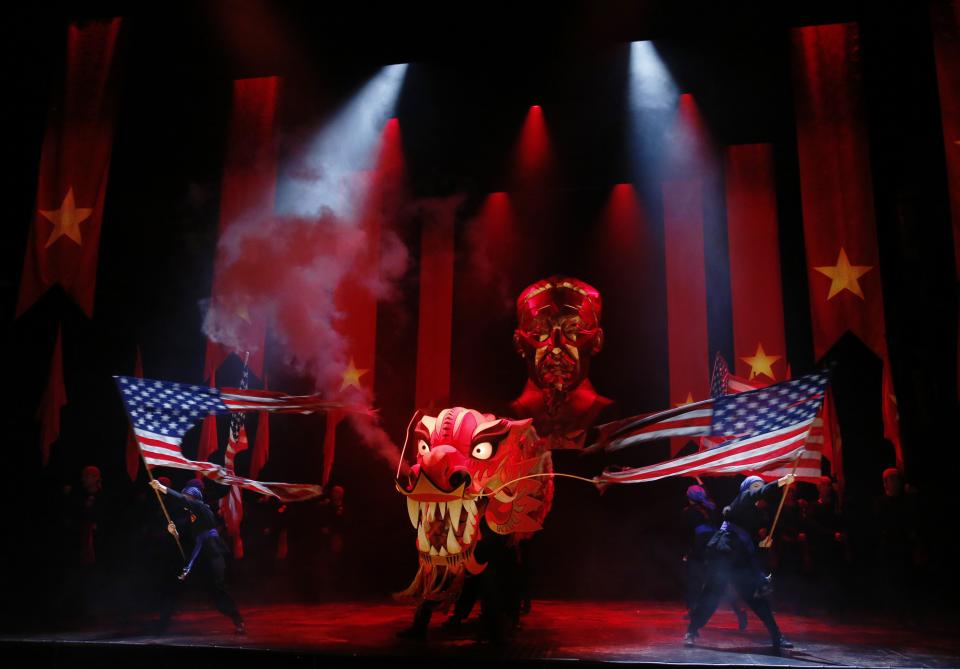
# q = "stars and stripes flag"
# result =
<box><xmin>593</xmin><ymin>370</ymin><xmax>830</xmax><ymax>485</ymax></box>
<box><xmin>700</xmin><ymin>352</ymin><xmax>764</xmax><ymax>449</ymax></box>
<box><xmin>220</xmin><ymin>362</ymin><xmax>251</xmax><ymax>556</ymax></box>
<box><xmin>756</xmin><ymin>386</ymin><xmax>841</xmax><ymax>484</ymax></box>
<box><xmin>706</xmin><ymin>353</ymin><xmax>839</xmax><ymax>484</ymax></box>
<box><xmin>114</xmin><ymin>375</ymin><xmax>370</xmax><ymax>502</ymax></box>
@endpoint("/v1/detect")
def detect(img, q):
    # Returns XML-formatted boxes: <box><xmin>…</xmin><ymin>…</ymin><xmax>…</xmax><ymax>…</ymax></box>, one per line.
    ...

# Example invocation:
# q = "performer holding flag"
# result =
<box><xmin>114</xmin><ymin>372</ymin><xmax>370</xmax><ymax>634</ymax></box>
<box><xmin>149</xmin><ymin>478</ymin><xmax>245</xmax><ymax>634</ymax></box>
<box><xmin>684</xmin><ymin>473</ymin><xmax>796</xmax><ymax>650</ymax></box>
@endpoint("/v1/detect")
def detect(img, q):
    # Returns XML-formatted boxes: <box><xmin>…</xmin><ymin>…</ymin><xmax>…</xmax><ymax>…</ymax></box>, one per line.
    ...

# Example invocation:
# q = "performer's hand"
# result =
<box><xmin>149</xmin><ymin>479</ymin><xmax>167</xmax><ymax>494</ymax></box>
<box><xmin>778</xmin><ymin>473</ymin><xmax>795</xmax><ymax>487</ymax></box>
<box><xmin>167</xmin><ymin>522</ymin><xmax>178</xmax><ymax>538</ymax></box>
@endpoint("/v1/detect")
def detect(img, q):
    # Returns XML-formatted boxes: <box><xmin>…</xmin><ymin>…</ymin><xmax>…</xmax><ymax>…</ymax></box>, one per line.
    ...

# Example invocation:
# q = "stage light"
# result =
<box><xmin>628</xmin><ymin>41</ymin><xmax>677</xmax><ymax>112</ymax></box>
<box><xmin>514</xmin><ymin>104</ymin><xmax>552</xmax><ymax>181</ymax></box>
<box><xmin>278</xmin><ymin>63</ymin><xmax>409</xmax><ymax>218</ymax></box>
<box><xmin>626</xmin><ymin>41</ymin><xmax>680</xmax><ymax>191</ymax></box>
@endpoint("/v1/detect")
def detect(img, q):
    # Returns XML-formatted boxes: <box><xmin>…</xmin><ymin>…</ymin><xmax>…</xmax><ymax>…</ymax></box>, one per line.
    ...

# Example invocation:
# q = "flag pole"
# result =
<box><xmin>758</xmin><ymin>454</ymin><xmax>801</xmax><ymax>550</ymax></box>
<box><xmin>141</xmin><ymin>451</ymin><xmax>186</xmax><ymax>561</ymax></box>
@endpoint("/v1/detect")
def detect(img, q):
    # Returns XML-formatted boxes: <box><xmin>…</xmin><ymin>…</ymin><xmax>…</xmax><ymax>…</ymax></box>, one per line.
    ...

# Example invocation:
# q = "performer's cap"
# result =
<box><xmin>739</xmin><ymin>476</ymin><xmax>764</xmax><ymax>493</ymax></box>
<box><xmin>182</xmin><ymin>486</ymin><xmax>203</xmax><ymax>501</ymax></box>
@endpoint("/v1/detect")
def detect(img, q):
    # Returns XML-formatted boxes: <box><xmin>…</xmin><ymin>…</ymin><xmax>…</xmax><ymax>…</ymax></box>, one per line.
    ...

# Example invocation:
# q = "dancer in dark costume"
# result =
<box><xmin>684</xmin><ymin>474</ymin><xmax>795</xmax><ymax>650</ymax></box>
<box><xmin>682</xmin><ymin>484</ymin><xmax>748</xmax><ymax>630</ymax></box>
<box><xmin>149</xmin><ymin>479</ymin><xmax>246</xmax><ymax>634</ymax></box>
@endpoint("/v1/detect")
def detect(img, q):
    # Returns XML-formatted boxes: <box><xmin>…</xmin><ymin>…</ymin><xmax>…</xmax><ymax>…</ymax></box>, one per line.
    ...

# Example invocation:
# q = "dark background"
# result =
<box><xmin>2</xmin><ymin>0</ymin><xmax>957</xmax><ymax>629</ymax></box>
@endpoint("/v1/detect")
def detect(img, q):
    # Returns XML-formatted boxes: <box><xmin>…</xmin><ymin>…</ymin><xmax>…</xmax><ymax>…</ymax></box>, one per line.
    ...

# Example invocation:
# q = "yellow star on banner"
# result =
<box><xmin>234</xmin><ymin>301</ymin><xmax>252</xmax><ymax>324</ymax></box>
<box><xmin>340</xmin><ymin>357</ymin><xmax>369</xmax><ymax>391</ymax></box>
<box><xmin>674</xmin><ymin>391</ymin><xmax>695</xmax><ymax>407</ymax></box>
<box><xmin>40</xmin><ymin>187</ymin><xmax>93</xmax><ymax>249</ymax></box>
<box><xmin>814</xmin><ymin>247</ymin><xmax>873</xmax><ymax>300</ymax></box>
<box><xmin>740</xmin><ymin>342</ymin><xmax>781</xmax><ymax>381</ymax></box>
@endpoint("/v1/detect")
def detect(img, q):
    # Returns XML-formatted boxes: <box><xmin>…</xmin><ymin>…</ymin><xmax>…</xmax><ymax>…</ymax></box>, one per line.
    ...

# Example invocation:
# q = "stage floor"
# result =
<box><xmin>4</xmin><ymin>600</ymin><xmax>958</xmax><ymax>668</ymax></box>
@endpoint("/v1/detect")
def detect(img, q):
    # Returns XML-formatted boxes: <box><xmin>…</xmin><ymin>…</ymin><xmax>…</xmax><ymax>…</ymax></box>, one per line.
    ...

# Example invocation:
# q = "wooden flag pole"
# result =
<box><xmin>141</xmin><ymin>451</ymin><xmax>186</xmax><ymax>561</ymax></box>
<box><xmin>758</xmin><ymin>454</ymin><xmax>801</xmax><ymax>550</ymax></box>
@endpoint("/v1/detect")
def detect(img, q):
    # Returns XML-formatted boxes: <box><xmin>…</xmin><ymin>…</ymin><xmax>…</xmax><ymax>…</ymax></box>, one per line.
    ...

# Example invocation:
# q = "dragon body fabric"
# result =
<box><xmin>395</xmin><ymin>407</ymin><xmax>553</xmax><ymax>609</ymax></box>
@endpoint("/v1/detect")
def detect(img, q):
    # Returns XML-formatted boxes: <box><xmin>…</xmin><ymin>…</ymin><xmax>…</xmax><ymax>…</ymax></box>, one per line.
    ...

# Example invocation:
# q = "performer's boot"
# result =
<box><xmin>440</xmin><ymin>615</ymin><xmax>464</xmax><ymax>631</ymax></box>
<box><xmin>736</xmin><ymin>608</ymin><xmax>748</xmax><ymax>631</ymax></box>
<box><xmin>177</xmin><ymin>567</ymin><xmax>191</xmax><ymax>582</ymax></box>
<box><xmin>683</xmin><ymin>629</ymin><xmax>698</xmax><ymax>647</ymax></box>
<box><xmin>234</xmin><ymin>617</ymin><xmax>246</xmax><ymax>635</ymax></box>
<box><xmin>397</xmin><ymin>603</ymin><xmax>431</xmax><ymax>640</ymax></box>
<box><xmin>772</xmin><ymin>634</ymin><xmax>794</xmax><ymax>649</ymax></box>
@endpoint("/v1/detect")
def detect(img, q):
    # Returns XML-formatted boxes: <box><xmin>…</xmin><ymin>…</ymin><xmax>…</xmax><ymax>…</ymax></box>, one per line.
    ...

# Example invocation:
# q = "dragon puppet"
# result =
<box><xmin>395</xmin><ymin>406</ymin><xmax>553</xmax><ymax>615</ymax></box>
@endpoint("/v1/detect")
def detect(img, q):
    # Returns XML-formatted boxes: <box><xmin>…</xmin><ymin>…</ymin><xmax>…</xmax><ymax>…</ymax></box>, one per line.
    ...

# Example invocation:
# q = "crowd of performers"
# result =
<box><xmin>24</xmin><ymin>276</ymin><xmax>932</xmax><ymax>651</ymax></box>
<box><xmin>33</xmin><ymin>458</ymin><xmax>928</xmax><ymax>646</ymax></box>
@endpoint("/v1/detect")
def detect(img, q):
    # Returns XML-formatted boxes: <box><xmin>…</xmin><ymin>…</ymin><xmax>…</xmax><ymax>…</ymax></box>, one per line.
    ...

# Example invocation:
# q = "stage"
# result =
<box><xmin>4</xmin><ymin>600</ymin><xmax>957</xmax><ymax>668</ymax></box>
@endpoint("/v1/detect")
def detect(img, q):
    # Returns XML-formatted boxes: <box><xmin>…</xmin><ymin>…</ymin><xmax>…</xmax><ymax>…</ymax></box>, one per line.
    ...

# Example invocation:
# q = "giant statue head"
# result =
<box><xmin>395</xmin><ymin>407</ymin><xmax>553</xmax><ymax>603</ymax></box>
<box><xmin>513</xmin><ymin>276</ymin><xmax>603</xmax><ymax>395</ymax></box>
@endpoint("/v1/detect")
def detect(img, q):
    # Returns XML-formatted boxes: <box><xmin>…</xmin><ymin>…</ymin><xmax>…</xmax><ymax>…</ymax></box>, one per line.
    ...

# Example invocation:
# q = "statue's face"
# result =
<box><xmin>514</xmin><ymin>279</ymin><xmax>603</xmax><ymax>393</ymax></box>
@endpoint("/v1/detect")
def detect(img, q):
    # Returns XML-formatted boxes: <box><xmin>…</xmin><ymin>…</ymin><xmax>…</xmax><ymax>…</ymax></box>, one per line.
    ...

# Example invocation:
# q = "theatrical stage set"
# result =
<box><xmin>3</xmin><ymin>2</ymin><xmax>959</xmax><ymax>668</ymax></box>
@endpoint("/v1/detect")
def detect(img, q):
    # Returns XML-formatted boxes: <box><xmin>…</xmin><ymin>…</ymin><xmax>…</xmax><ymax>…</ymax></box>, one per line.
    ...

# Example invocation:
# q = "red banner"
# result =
<box><xmin>16</xmin><ymin>19</ymin><xmax>122</xmax><ymax>318</ymax></box>
<box><xmin>932</xmin><ymin>0</ymin><xmax>960</xmax><ymax>276</ymax></box>
<box><xmin>663</xmin><ymin>178</ymin><xmax>709</xmax><ymax>456</ymax></box>
<box><xmin>930</xmin><ymin>0</ymin><xmax>960</xmax><ymax>396</ymax></box>
<box><xmin>724</xmin><ymin>144</ymin><xmax>787</xmax><ymax>385</ymax></box>
<box><xmin>38</xmin><ymin>325</ymin><xmax>66</xmax><ymax>466</ymax></box>
<box><xmin>414</xmin><ymin>206</ymin><xmax>455</xmax><ymax>412</ymax></box>
<box><xmin>324</xmin><ymin>118</ymin><xmax>405</xmax><ymax>485</ymax></box>
<box><xmin>196</xmin><ymin>371</ymin><xmax>219</xmax><ymax>462</ymax></box>
<box><xmin>204</xmin><ymin>77</ymin><xmax>281</xmax><ymax>381</ymax></box>
<box><xmin>790</xmin><ymin>23</ymin><xmax>902</xmax><ymax>469</ymax></box>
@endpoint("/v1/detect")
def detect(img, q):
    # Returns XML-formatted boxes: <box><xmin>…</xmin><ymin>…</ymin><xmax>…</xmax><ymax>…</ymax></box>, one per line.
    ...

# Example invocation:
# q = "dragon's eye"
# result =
<box><xmin>472</xmin><ymin>442</ymin><xmax>494</xmax><ymax>460</ymax></box>
<box><xmin>417</xmin><ymin>440</ymin><xmax>431</xmax><ymax>456</ymax></box>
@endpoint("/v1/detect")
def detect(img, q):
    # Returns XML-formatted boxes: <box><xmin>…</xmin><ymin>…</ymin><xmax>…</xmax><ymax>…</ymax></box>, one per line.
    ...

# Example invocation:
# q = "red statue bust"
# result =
<box><xmin>510</xmin><ymin>276</ymin><xmax>613</xmax><ymax>450</ymax></box>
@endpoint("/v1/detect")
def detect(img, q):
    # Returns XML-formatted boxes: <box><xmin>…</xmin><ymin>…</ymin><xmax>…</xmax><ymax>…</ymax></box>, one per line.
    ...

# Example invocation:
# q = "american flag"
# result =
<box><xmin>592</xmin><ymin>399</ymin><xmax>714</xmax><ymax>452</ymax></box>
<box><xmin>700</xmin><ymin>353</ymin><xmax>764</xmax><ymax>449</ymax></box>
<box><xmin>710</xmin><ymin>352</ymin><xmax>762</xmax><ymax>396</ymax></box>
<box><xmin>706</xmin><ymin>353</ymin><xmax>836</xmax><ymax>482</ymax></box>
<box><xmin>220</xmin><ymin>362</ymin><xmax>250</xmax><ymax>556</ymax></box>
<box><xmin>114</xmin><ymin>375</ymin><xmax>355</xmax><ymax>502</ymax></box>
<box><xmin>756</xmin><ymin>387</ymin><xmax>840</xmax><ymax>483</ymax></box>
<box><xmin>594</xmin><ymin>370</ymin><xmax>830</xmax><ymax>484</ymax></box>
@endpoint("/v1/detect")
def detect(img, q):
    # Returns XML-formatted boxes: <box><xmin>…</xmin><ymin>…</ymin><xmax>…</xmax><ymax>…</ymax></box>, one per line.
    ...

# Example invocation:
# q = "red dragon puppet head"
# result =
<box><xmin>395</xmin><ymin>407</ymin><xmax>553</xmax><ymax>604</ymax></box>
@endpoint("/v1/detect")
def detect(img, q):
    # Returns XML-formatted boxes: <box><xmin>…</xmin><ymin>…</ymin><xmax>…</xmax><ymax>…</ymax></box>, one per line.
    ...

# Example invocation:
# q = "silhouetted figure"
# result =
<box><xmin>149</xmin><ymin>479</ymin><xmax>245</xmax><ymax>634</ymax></box>
<box><xmin>681</xmin><ymin>484</ymin><xmax>748</xmax><ymax>630</ymax></box>
<box><xmin>685</xmin><ymin>475</ymin><xmax>796</xmax><ymax>650</ymax></box>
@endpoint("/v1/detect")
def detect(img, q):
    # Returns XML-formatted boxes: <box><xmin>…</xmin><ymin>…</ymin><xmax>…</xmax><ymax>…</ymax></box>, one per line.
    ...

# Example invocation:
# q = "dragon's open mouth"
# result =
<box><xmin>398</xmin><ymin>473</ymin><xmax>486</xmax><ymax>569</ymax></box>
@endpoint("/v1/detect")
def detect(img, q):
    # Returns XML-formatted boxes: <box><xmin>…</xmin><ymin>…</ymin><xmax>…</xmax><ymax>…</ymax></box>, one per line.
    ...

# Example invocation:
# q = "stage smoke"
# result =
<box><xmin>202</xmin><ymin>64</ymin><xmax>410</xmax><ymax>468</ymax></box>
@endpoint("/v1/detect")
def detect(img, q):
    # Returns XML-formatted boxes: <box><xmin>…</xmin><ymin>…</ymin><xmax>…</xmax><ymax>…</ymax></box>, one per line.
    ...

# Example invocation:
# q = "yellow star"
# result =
<box><xmin>675</xmin><ymin>391</ymin><xmax>695</xmax><ymax>407</ymax></box>
<box><xmin>740</xmin><ymin>342</ymin><xmax>781</xmax><ymax>381</ymax></box>
<box><xmin>234</xmin><ymin>301</ymin><xmax>252</xmax><ymax>324</ymax></box>
<box><xmin>40</xmin><ymin>188</ymin><xmax>93</xmax><ymax>249</ymax></box>
<box><xmin>814</xmin><ymin>247</ymin><xmax>873</xmax><ymax>300</ymax></box>
<box><xmin>340</xmin><ymin>357</ymin><xmax>369</xmax><ymax>391</ymax></box>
